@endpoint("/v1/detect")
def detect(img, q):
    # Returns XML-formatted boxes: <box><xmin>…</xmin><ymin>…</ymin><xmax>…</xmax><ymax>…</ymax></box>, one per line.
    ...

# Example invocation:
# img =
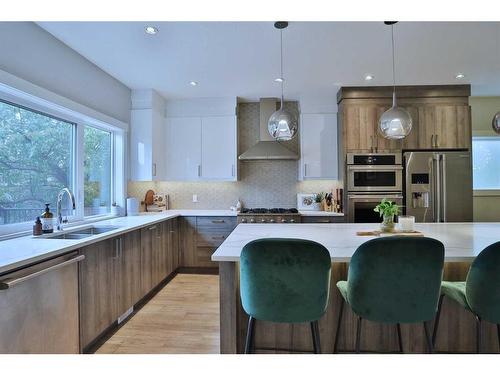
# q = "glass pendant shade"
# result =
<box><xmin>268</xmin><ymin>102</ymin><xmax>298</xmax><ymax>141</ymax></box>
<box><xmin>379</xmin><ymin>92</ymin><xmax>412</xmax><ymax>139</ymax></box>
<box><xmin>492</xmin><ymin>111</ymin><xmax>500</xmax><ymax>134</ymax></box>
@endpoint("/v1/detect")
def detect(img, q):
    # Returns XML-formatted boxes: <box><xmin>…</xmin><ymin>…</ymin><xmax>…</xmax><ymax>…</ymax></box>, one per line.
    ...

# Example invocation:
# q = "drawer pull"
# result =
<box><xmin>148</xmin><ymin>225</ymin><xmax>157</xmax><ymax>231</ymax></box>
<box><xmin>211</xmin><ymin>219</ymin><xmax>225</xmax><ymax>224</ymax></box>
<box><xmin>318</xmin><ymin>220</ymin><xmax>330</xmax><ymax>223</ymax></box>
<box><xmin>211</xmin><ymin>236</ymin><xmax>226</xmax><ymax>240</ymax></box>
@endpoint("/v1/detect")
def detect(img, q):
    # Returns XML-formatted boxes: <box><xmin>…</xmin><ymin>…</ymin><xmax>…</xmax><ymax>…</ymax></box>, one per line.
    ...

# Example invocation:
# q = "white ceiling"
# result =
<box><xmin>37</xmin><ymin>21</ymin><xmax>500</xmax><ymax>101</ymax></box>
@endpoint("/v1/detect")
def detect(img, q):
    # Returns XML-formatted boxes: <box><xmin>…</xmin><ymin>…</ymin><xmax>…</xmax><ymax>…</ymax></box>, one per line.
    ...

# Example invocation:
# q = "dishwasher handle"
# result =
<box><xmin>0</xmin><ymin>255</ymin><xmax>85</xmax><ymax>290</ymax></box>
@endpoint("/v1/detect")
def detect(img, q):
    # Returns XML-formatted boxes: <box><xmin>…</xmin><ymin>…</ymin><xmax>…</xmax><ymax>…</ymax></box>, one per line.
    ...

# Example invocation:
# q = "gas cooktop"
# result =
<box><xmin>239</xmin><ymin>208</ymin><xmax>299</xmax><ymax>214</ymax></box>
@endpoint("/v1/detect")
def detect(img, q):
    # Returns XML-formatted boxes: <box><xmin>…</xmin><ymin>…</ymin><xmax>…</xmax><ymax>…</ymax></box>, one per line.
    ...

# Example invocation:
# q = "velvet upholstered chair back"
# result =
<box><xmin>347</xmin><ymin>236</ymin><xmax>445</xmax><ymax>324</ymax></box>
<box><xmin>466</xmin><ymin>241</ymin><xmax>500</xmax><ymax>323</ymax></box>
<box><xmin>240</xmin><ymin>238</ymin><xmax>331</xmax><ymax>323</ymax></box>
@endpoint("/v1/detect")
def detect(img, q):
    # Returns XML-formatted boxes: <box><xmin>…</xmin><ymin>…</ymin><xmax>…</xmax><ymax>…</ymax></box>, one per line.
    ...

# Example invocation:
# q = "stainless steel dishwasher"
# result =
<box><xmin>0</xmin><ymin>252</ymin><xmax>84</xmax><ymax>353</ymax></box>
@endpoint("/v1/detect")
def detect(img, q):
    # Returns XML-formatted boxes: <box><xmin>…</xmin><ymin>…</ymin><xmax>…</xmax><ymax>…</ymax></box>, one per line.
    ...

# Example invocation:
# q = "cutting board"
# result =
<box><xmin>356</xmin><ymin>230</ymin><xmax>424</xmax><ymax>237</ymax></box>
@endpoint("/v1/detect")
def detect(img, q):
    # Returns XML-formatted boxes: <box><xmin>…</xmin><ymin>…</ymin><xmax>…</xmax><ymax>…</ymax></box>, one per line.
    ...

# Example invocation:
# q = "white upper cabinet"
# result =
<box><xmin>201</xmin><ymin>116</ymin><xmax>237</xmax><ymax>180</ymax></box>
<box><xmin>299</xmin><ymin>113</ymin><xmax>338</xmax><ymax>180</ymax></box>
<box><xmin>165</xmin><ymin>117</ymin><xmax>202</xmax><ymax>181</ymax></box>
<box><xmin>130</xmin><ymin>90</ymin><xmax>166</xmax><ymax>181</ymax></box>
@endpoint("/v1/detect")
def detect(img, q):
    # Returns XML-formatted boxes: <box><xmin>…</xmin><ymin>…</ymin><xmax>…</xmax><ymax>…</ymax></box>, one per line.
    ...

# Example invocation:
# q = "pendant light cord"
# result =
<box><xmin>391</xmin><ymin>24</ymin><xmax>397</xmax><ymax>105</ymax></box>
<box><xmin>280</xmin><ymin>28</ymin><xmax>284</xmax><ymax>108</ymax></box>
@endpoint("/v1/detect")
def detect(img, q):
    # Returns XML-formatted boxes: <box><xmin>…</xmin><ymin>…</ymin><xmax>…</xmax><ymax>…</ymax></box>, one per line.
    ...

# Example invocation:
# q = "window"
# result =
<box><xmin>84</xmin><ymin>126</ymin><xmax>112</xmax><ymax>217</ymax></box>
<box><xmin>0</xmin><ymin>99</ymin><xmax>75</xmax><ymax>225</ymax></box>
<box><xmin>0</xmin><ymin>86</ymin><xmax>125</xmax><ymax>237</ymax></box>
<box><xmin>472</xmin><ymin>137</ymin><xmax>500</xmax><ymax>190</ymax></box>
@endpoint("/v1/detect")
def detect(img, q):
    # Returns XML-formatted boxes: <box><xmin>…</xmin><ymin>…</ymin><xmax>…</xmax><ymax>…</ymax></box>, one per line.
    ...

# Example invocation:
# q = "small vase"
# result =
<box><xmin>380</xmin><ymin>214</ymin><xmax>395</xmax><ymax>232</ymax></box>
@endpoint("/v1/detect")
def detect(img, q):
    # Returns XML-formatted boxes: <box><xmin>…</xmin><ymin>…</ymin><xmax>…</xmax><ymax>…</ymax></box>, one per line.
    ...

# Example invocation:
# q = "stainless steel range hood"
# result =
<box><xmin>238</xmin><ymin>98</ymin><xmax>299</xmax><ymax>161</ymax></box>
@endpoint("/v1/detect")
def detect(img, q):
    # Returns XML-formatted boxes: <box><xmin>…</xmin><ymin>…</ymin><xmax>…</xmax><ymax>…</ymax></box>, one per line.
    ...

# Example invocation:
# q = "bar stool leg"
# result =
<box><xmin>497</xmin><ymin>324</ymin><xmax>500</xmax><ymax>352</ymax></box>
<box><xmin>432</xmin><ymin>294</ymin><xmax>444</xmax><ymax>346</ymax></box>
<box><xmin>333</xmin><ymin>298</ymin><xmax>345</xmax><ymax>353</ymax></box>
<box><xmin>311</xmin><ymin>321</ymin><xmax>321</xmax><ymax>354</ymax></box>
<box><xmin>476</xmin><ymin>316</ymin><xmax>482</xmax><ymax>354</ymax></box>
<box><xmin>423</xmin><ymin>321</ymin><xmax>434</xmax><ymax>353</ymax></box>
<box><xmin>355</xmin><ymin>316</ymin><xmax>363</xmax><ymax>354</ymax></box>
<box><xmin>244</xmin><ymin>316</ymin><xmax>255</xmax><ymax>354</ymax></box>
<box><xmin>396</xmin><ymin>323</ymin><xmax>403</xmax><ymax>353</ymax></box>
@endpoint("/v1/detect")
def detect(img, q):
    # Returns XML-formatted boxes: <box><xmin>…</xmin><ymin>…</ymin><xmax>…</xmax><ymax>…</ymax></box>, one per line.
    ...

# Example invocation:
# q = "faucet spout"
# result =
<box><xmin>57</xmin><ymin>187</ymin><xmax>76</xmax><ymax>231</ymax></box>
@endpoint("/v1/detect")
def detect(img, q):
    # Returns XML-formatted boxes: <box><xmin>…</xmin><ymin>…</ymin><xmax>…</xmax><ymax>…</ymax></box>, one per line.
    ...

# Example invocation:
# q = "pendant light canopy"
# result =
<box><xmin>492</xmin><ymin>111</ymin><xmax>500</xmax><ymax>134</ymax></box>
<box><xmin>379</xmin><ymin>21</ymin><xmax>412</xmax><ymax>140</ymax></box>
<box><xmin>268</xmin><ymin>21</ymin><xmax>298</xmax><ymax>141</ymax></box>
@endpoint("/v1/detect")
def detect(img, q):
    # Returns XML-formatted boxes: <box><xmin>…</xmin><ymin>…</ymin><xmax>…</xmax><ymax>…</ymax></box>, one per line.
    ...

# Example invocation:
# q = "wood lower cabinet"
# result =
<box><xmin>80</xmin><ymin>218</ymin><xmax>179</xmax><ymax>351</ymax></box>
<box><xmin>179</xmin><ymin>216</ymin><xmax>236</xmax><ymax>269</ymax></box>
<box><xmin>79</xmin><ymin>238</ymin><xmax>120</xmax><ymax>350</ymax></box>
<box><xmin>301</xmin><ymin>216</ymin><xmax>345</xmax><ymax>223</ymax></box>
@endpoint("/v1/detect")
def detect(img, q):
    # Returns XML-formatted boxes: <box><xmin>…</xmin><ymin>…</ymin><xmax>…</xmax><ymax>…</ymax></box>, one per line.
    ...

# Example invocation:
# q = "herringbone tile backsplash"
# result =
<box><xmin>128</xmin><ymin>102</ymin><xmax>340</xmax><ymax>210</ymax></box>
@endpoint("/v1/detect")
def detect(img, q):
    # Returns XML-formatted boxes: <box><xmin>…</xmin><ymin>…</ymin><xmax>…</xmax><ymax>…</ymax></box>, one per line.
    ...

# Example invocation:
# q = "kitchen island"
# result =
<box><xmin>212</xmin><ymin>222</ymin><xmax>500</xmax><ymax>353</ymax></box>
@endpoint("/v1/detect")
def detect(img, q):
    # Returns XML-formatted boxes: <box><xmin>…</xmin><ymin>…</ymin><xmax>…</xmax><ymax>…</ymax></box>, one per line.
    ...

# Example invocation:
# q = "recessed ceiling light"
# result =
<box><xmin>274</xmin><ymin>78</ymin><xmax>284</xmax><ymax>83</ymax></box>
<box><xmin>365</xmin><ymin>74</ymin><xmax>374</xmax><ymax>81</ymax></box>
<box><xmin>456</xmin><ymin>73</ymin><xmax>465</xmax><ymax>79</ymax></box>
<box><xmin>189</xmin><ymin>81</ymin><xmax>198</xmax><ymax>86</ymax></box>
<box><xmin>145</xmin><ymin>26</ymin><xmax>158</xmax><ymax>35</ymax></box>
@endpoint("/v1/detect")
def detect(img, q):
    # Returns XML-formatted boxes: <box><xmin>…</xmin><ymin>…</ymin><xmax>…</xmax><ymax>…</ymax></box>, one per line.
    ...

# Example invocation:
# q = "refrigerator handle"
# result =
<box><xmin>441</xmin><ymin>154</ymin><xmax>447</xmax><ymax>222</ymax></box>
<box><xmin>433</xmin><ymin>155</ymin><xmax>441</xmax><ymax>222</ymax></box>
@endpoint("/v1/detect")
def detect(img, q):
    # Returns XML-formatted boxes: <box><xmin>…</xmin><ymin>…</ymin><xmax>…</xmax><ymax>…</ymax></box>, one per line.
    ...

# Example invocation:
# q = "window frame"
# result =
<box><xmin>0</xmin><ymin>88</ymin><xmax>126</xmax><ymax>238</ymax></box>
<box><xmin>472</xmin><ymin>136</ymin><xmax>500</xmax><ymax>196</ymax></box>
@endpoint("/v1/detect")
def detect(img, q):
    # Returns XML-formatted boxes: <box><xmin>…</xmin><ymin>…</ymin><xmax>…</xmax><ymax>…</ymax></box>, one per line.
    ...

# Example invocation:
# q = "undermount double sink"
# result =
<box><xmin>41</xmin><ymin>226</ymin><xmax>120</xmax><ymax>240</ymax></box>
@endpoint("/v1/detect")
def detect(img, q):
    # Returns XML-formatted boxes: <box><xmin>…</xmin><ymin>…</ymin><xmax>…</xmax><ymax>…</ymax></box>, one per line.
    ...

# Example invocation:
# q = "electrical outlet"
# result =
<box><xmin>192</xmin><ymin>194</ymin><xmax>198</xmax><ymax>203</ymax></box>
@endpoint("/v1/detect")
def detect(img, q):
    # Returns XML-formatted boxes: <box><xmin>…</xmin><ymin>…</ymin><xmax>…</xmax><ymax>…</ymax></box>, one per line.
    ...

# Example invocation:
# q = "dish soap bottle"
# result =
<box><xmin>41</xmin><ymin>203</ymin><xmax>54</xmax><ymax>234</ymax></box>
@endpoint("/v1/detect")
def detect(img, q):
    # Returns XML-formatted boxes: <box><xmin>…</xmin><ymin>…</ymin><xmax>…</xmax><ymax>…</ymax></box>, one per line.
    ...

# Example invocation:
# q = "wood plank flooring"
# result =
<box><xmin>96</xmin><ymin>274</ymin><xmax>220</xmax><ymax>354</ymax></box>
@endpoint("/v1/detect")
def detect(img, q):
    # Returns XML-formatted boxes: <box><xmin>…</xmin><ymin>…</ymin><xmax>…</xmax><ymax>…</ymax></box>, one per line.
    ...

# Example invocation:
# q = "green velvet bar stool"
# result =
<box><xmin>240</xmin><ymin>238</ymin><xmax>331</xmax><ymax>354</ymax></box>
<box><xmin>432</xmin><ymin>241</ymin><xmax>500</xmax><ymax>353</ymax></box>
<box><xmin>334</xmin><ymin>236</ymin><xmax>445</xmax><ymax>353</ymax></box>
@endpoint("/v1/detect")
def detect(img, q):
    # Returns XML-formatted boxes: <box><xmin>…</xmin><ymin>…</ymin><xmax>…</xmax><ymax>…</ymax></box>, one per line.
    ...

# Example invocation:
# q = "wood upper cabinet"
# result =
<box><xmin>341</xmin><ymin>102</ymin><xmax>401</xmax><ymax>153</ymax></box>
<box><xmin>338</xmin><ymin>86</ymin><xmax>472</xmax><ymax>155</ymax></box>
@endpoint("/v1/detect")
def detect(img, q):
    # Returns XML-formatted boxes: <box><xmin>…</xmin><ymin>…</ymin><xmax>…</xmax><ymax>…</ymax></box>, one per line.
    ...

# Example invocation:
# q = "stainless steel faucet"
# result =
<box><xmin>57</xmin><ymin>187</ymin><xmax>76</xmax><ymax>231</ymax></box>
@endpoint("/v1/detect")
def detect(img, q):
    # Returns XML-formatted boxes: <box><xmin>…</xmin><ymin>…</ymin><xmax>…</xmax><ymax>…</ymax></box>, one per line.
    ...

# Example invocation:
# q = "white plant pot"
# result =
<box><xmin>311</xmin><ymin>202</ymin><xmax>321</xmax><ymax>211</ymax></box>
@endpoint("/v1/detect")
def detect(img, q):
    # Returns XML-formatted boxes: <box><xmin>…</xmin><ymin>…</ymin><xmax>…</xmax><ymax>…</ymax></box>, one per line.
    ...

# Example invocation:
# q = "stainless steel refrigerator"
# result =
<box><xmin>404</xmin><ymin>151</ymin><xmax>472</xmax><ymax>222</ymax></box>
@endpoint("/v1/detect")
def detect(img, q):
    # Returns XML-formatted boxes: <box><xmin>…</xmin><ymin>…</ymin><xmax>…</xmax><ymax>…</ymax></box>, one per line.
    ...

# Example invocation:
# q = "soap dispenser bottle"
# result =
<box><xmin>40</xmin><ymin>203</ymin><xmax>54</xmax><ymax>234</ymax></box>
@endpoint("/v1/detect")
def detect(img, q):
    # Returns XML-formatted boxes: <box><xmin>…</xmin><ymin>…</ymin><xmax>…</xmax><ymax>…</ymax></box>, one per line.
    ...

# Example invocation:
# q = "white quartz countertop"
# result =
<box><xmin>0</xmin><ymin>209</ymin><xmax>236</xmax><ymax>274</ymax></box>
<box><xmin>298</xmin><ymin>211</ymin><xmax>344</xmax><ymax>216</ymax></box>
<box><xmin>212</xmin><ymin>222</ymin><xmax>500</xmax><ymax>262</ymax></box>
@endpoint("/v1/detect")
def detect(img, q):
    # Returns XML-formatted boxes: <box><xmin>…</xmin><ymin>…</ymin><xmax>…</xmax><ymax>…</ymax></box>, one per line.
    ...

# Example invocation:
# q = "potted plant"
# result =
<box><xmin>311</xmin><ymin>192</ymin><xmax>325</xmax><ymax>211</ymax></box>
<box><xmin>374</xmin><ymin>198</ymin><xmax>400</xmax><ymax>232</ymax></box>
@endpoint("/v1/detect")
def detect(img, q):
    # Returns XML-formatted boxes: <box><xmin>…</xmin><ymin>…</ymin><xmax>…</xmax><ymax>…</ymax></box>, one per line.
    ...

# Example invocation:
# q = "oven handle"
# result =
<box><xmin>348</xmin><ymin>194</ymin><xmax>404</xmax><ymax>200</ymax></box>
<box><xmin>347</xmin><ymin>165</ymin><xmax>403</xmax><ymax>171</ymax></box>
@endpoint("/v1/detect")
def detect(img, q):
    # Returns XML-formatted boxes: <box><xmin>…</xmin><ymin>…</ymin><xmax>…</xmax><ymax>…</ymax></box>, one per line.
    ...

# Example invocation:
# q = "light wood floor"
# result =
<box><xmin>96</xmin><ymin>274</ymin><xmax>220</xmax><ymax>354</ymax></box>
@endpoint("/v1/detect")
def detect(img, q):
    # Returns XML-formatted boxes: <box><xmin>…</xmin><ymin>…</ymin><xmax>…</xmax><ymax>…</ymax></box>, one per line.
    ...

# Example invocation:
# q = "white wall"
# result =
<box><xmin>469</xmin><ymin>96</ymin><xmax>500</xmax><ymax>222</ymax></box>
<box><xmin>0</xmin><ymin>22</ymin><xmax>130</xmax><ymax>123</ymax></box>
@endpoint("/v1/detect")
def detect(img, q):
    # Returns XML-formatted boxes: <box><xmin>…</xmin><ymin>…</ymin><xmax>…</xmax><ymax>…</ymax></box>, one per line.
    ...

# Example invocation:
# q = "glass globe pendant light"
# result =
<box><xmin>492</xmin><ymin>111</ymin><xmax>500</xmax><ymax>134</ymax></box>
<box><xmin>268</xmin><ymin>21</ymin><xmax>298</xmax><ymax>141</ymax></box>
<box><xmin>379</xmin><ymin>21</ymin><xmax>412</xmax><ymax>140</ymax></box>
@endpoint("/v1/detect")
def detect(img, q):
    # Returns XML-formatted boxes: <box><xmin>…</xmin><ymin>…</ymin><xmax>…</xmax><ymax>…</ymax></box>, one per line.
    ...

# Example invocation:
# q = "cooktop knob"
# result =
<box><xmin>269</xmin><ymin>219</ymin><xmax>275</xmax><ymax>223</ymax></box>
<box><xmin>261</xmin><ymin>218</ymin><xmax>266</xmax><ymax>223</ymax></box>
<box><xmin>290</xmin><ymin>219</ymin><xmax>296</xmax><ymax>223</ymax></box>
<box><xmin>250</xmin><ymin>218</ymin><xmax>255</xmax><ymax>223</ymax></box>
<box><xmin>281</xmin><ymin>219</ymin><xmax>287</xmax><ymax>223</ymax></box>
<box><xmin>241</xmin><ymin>218</ymin><xmax>247</xmax><ymax>223</ymax></box>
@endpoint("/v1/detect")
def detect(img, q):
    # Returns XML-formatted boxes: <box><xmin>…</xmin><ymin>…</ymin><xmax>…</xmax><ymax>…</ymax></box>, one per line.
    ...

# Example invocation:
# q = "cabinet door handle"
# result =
<box><xmin>317</xmin><ymin>220</ymin><xmax>330</xmax><ymax>223</ymax></box>
<box><xmin>304</xmin><ymin>163</ymin><xmax>308</xmax><ymax>177</ymax></box>
<box><xmin>370</xmin><ymin>136</ymin><xmax>373</xmax><ymax>152</ymax></box>
<box><xmin>197</xmin><ymin>165</ymin><xmax>201</xmax><ymax>177</ymax></box>
<box><xmin>0</xmin><ymin>255</ymin><xmax>85</xmax><ymax>290</ymax></box>
<box><xmin>211</xmin><ymin>236</ymin><xmax>225</xmax><ymax>240</ymax></box>
<box><xmin>435</xmin><ymin>134</ymin><xmax>439</xmax><ymax>148</ymax></box>
<box><xmin>152</xmin><ymin>163</ymin><xmax>157</xmax><ymax>177</ymax></box>
<box><xmin>231</xmin><ymin>164</ymin><xmax>235</xmax><ymax>177</ymax></box>
<box><xmin>431</xmin><ymin>134</ymin><xmax>434</xmax><ymax>148</ymax></box>
<box><xmin>211</xmin><ymin>219</ymin><xmax>225</xmax><ymax>224</ymax></box>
